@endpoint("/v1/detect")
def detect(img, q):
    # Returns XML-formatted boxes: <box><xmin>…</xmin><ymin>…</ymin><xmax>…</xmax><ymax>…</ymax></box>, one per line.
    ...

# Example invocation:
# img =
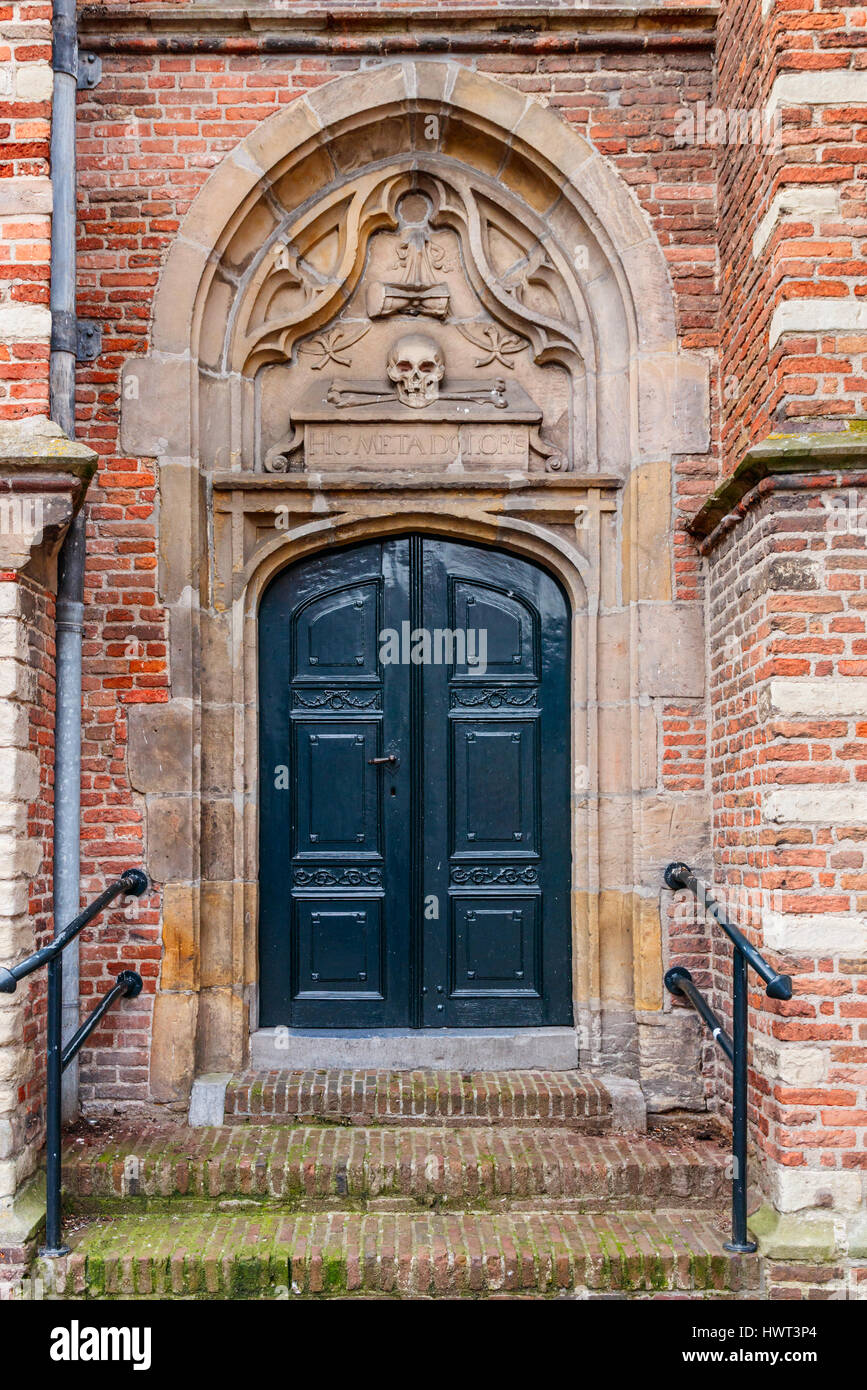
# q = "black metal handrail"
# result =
<box><xmin>664</xmin><ymin>966</ymin><xmax>733</xmax><ymax>1063</ymax></box>
<box><xmin>61</xmin><ymin>970</ymin><xmax>143</xmax><ymax>1072</ymax></box>
<box><xmin>663</xmin><ymin>861</ymin><xmax>793</xmax><ymax>1254</ymax></box>
<box><xmin>0</xmin><ymin>867</ymin><xmax>148</xmax><ymax>1255</ymax></box>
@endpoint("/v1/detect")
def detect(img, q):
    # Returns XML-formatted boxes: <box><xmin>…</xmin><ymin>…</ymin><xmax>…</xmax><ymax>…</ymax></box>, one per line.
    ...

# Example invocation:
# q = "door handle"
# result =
<box><xmin>368</xmin><ymin>754</ymin><xmax>399</xmax><ymax>767</ymax></box>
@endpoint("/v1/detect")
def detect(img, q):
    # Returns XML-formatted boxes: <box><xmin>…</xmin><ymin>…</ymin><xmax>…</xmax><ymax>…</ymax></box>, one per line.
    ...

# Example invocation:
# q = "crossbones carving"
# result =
<box><xmin>326</xmin><ymin>380</ymin><xmax>508</xmax><ymax>410</ymax></box>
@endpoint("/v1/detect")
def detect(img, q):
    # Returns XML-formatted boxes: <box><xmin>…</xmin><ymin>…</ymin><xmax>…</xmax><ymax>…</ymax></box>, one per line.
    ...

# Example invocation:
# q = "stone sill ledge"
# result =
<box><xmin>690</xmin><ymin>424</ymin><xmax>867</xmax><ymax>549</ymax></box>
<box><xmin>0</xmin><ymin>418</ymin><xmax>97</xmax><ymax>488</ymax></box>
<box><xmin>0</xmin><ymin>418</ymin><xmax>98</xmax><ymax>579</ymax></box>
<box><xmin>211</xmin><ymin>470</ymin><xmax>623</xmax><ymax>492</ymax></box>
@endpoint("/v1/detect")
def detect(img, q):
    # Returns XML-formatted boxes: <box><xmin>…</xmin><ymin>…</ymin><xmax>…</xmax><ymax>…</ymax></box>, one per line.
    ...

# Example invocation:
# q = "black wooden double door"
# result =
<box><xmin>259</xmin><ymin>536</ymin><xmax>572</xmax><ymax>1029</ymax></box>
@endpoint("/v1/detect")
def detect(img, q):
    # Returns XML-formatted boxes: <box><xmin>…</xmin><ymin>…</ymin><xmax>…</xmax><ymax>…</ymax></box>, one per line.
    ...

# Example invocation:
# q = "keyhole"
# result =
<box><xmin>390</xmin><ymin>786</ymin><xmax>396</xmax><ymax>797</ymax></box>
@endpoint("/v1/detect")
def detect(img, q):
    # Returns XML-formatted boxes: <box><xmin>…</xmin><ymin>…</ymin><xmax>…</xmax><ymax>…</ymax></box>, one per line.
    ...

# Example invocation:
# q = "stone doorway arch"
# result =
<box><xmin>119</xmin><ymin>62</ymin><xmax>710</xmax><ymax>1098</ymax></box>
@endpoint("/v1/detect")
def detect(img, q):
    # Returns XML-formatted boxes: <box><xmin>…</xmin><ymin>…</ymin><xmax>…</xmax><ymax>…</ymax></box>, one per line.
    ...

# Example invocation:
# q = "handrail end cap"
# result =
<box><xmin>117</xmin><ymin>970</ymin><xmax>143</xmax><ymax>998</ymax></box>
<box><xmin>766</xmin><ymin>972</ymin><xmax>793</xmax><ymax>1002</ymax></box>
<box><xmin>664</xmin><ymin>965</ymin><xmax>693</xmax><ymax>995</ymax></box>
<box><xmin>121</xmin><ymin>868</ymin><xmax>148</xmax><ymax>898</ymax></box>
<box><xmin>0</xmin><ymin>966</ymin><xmax>17</xmax><ymax>994</ymax></box>
<box><xmin>664</xmin><ymin>861</ymin><xmax>692</xmax><ymax>891</ymax></box>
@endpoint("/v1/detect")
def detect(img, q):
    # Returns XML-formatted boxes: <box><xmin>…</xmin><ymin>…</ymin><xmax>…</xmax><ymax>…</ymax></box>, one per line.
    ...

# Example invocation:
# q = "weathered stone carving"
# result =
<box><xmin>367</xmin><ymin>193</ymin><xmax>451</xmax><ymax>320</ymax></box>
<box><xmin>298</xmin><ymin>325</ymin><xmax>370</xmax><ymax>370</ymax></box>
<box><xmin>232</xmin><ymin>170</ymin><xmax>584</xmax><ymax>475</ymax></box>
<box><xmin>262</xmin><ymin>321</ymin><xmax>552</xmax><ymax>472</ymax></box>
<box><xmin>456</xmin><ymin>322</ymin><xmax>527</xmax><ymax>369</ymax></box>
<box><xmin>386</xmin><ymin>332</ymin><xmax>445</xmax><ymax>408</ymax></box>
<box><xmin>499</xmin><ymin>241</ymin><xmax>555</xmax><ymax>307</ymax></box>
<box><xmin>264</xmin><ymin>338</ymin><xmax>543</xmax><ymax>473</ymax></box>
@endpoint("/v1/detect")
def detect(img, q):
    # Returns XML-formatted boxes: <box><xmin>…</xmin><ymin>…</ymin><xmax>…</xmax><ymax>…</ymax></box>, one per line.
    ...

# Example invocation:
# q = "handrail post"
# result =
<box><xmin>41</xmin><ymin>953</ymin><xmax>69</xmax><ymax>1256</ymax></box>
<box><xmin>15</xmin><ymin>868</ymin><xmax>149</xmax><ymax>1258</ymax></box>
<box><xmin>664</xmin><ymin>863</ymin><xmax>790</xmax><ymax>1256</ymax></box>
<box><xmin>724</xmin><ymin>945</ymin><xmax>756</xmax><ymax>1255</ymax></box>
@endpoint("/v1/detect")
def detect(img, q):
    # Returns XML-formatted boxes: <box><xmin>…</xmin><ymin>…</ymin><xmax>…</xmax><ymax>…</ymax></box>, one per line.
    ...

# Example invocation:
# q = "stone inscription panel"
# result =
<box><xmin>304</xmin><ymin>422</ymin><xmax>530</xmax><ymax>470</ymax></box>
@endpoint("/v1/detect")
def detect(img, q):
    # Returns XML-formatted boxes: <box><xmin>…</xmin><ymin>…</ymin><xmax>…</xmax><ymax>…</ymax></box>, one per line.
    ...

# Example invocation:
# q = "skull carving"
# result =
<box><xmin>386</xmin><ymin>333</ymin><xmax>445</xmax><ymax>409</ymax></box>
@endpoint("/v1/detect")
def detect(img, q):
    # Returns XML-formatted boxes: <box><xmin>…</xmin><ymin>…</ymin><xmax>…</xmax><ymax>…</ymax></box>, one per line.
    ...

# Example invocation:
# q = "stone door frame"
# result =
<box><xmin>219</xmin><ymin>476</ymin><xmax>607</xmax><ymax>1066</ymax></box>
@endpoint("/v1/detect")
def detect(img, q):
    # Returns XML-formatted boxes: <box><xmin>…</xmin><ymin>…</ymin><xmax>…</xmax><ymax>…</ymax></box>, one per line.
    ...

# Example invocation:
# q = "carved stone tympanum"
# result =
<box><xmin>245</xmin><ymin>182</ymin><xmax>576</xmax><ymax>475</ymax></box>
<box><xmin>267</xmin><ymin>329</ymin><xmax>544</xmax><ymax>472</ymax></box>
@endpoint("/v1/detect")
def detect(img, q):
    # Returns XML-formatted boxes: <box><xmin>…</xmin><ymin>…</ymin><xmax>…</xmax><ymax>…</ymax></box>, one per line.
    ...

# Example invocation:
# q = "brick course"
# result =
<box><xmin>224</xmin><ymin>1069</ymin><xmax>615</xmax><ymax>1130</ymax></box>
<box><xmin>703</xmin><ymin>475</ymin><xmax>867</xmax><ymax>1208</ymax></box>
<box><xmin>50</xmin><ymin>1206</ymin><xmax>760</xmax><ymax>1298</ymax></box>
<box><xmin>61</xmin><ymin>1121</ymin><xmax>729</xmax><ymax>1207</ymax></box>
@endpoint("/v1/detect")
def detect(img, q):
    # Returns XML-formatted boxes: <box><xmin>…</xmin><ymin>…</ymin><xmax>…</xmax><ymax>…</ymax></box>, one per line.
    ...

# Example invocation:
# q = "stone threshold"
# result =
<box><xmin>250</xmin><ymin>1025</ymin><xmax>581</xmax><ymax>1072</ymax></box>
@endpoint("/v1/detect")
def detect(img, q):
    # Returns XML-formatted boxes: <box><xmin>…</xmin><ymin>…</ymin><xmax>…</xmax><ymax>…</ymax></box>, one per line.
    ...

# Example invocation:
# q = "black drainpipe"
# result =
<box><xmin>50</xmin><ymin>0</ymin><xmax>84</xmax><ymax>1120</ymax></box>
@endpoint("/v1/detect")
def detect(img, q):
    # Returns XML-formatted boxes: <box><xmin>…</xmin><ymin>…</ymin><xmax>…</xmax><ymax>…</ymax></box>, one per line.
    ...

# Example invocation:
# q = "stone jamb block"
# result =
<box><xmin>637</xmin><ymin>602</ymin><xmax>705</xmax><ymax>698</ymax></box>
<box><xmin>748</xmin><ymin>1205</ymin><xmax>840</xmax><ymax>1261</ymax></box>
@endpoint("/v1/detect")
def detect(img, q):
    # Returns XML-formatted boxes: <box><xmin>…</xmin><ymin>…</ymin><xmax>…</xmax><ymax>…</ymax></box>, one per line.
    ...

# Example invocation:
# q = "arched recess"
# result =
<box><xmin>120</xmin><ymin>62</ymin><xmax>710</xmax><ymax>1098</ymax></box>
<box><xmin>128</xmin><ymin>61</ymin><xmax>708</xmax><ymax>476</ymax></box>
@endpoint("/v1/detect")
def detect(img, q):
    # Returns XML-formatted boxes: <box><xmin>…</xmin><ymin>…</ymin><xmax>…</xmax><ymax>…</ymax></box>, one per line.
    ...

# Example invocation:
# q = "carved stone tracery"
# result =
<box><xmin>227</xmin><ymin>175</ymin><xmax>587</xmax><ymax>476</ymax></box>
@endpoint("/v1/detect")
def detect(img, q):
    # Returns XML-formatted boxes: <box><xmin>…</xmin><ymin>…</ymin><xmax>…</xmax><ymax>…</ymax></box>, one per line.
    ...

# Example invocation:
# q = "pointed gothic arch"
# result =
<box><xmin>119</xmin><ymin>62</ymin><xmax>710</xmax><ymax>1096</ymax></box>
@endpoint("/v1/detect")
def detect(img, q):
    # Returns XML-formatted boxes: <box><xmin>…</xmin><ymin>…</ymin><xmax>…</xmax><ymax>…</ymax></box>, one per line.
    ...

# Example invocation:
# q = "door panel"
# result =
<box><xmin>295</xmin><ymin>580</ymin><xmax>381</xmax><ymax>679</ymax></box>
<box><xmin>294</xmin><ymin>898</ymin><xmax>384</xmax><ymax>1001</ymax></box>
<box><xmin>259</xmin><ymin>540</ymin><xmax>410</xmax><ymax>1028</ymax></box>
<box><xmin>421</xmin><ymin>539</ymin><xmax>571</xmax><ymax>1028</ymax></box>
<box><xmin>293</xmin><ymin>722</ymin><xmax>380</xmax><ymax>857</ymax></box>
<box><xmin>451</xmin><ymin>721</ymin><xmax>538</xmax><ymax>856</ymax></box>
<box><xmin>450</xmin><ymin>897</ymin><xmax>540</xmax><ymax>999</ymax></box>
<box><xmin>450</xmin><ymin>582</ymin><xmax>538</xmax><ymax>677</ymax></box>
<box><xmin>258</xmin><ymin>535</ymin><xmax>571</xmax><ymax>1030</ymax></box>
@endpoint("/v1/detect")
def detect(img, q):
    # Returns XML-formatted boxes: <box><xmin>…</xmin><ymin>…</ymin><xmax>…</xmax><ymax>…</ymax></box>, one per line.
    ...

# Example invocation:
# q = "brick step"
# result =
<box><xmin>49</xmin><ymin>1208</ymin><xmax>758</xmax><ymax>1299</ymax></box>
<box><xmin>221</xmin><ymin>1069</ymin><xmax>617</xmax><ymax>1130</ymax></box>
<box><xmin>63</xmin><ymin>1124</ymin><xmax>728</xmax><ymax>1211</ymax></box>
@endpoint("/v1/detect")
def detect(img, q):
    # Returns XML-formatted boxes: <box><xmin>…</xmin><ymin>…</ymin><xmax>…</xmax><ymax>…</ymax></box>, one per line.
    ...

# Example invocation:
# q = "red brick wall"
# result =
<box><xmin>716</xmin><ymin>0</ymin><xmax>867</xmax><ymax>474</ymax></box>
<box><xmin>705</xmin><ymin>478</ymin><xmax>867</xmax><ymax>1192</ymax></box>
<box><xmin>661</xmin><ymin>703</ymin><xmax>707</xmax><ymax>793</ymax></box>
<box><xmin>0</xmin><ymin>1</ymin><xmax>51</xmax><ymax>420</ymax></box>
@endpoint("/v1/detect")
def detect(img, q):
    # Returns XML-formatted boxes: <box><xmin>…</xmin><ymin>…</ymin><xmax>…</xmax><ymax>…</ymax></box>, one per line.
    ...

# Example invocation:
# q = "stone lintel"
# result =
<box><xmin>690</xmin><ymin>423</ymin><xmax>867</xmax><ymax>548</ymax></box>
<box><xmin>79</xmin><ymin>5</ymin><xmax>719</xmax><ymax>50</ymax></box>
<box><xmin>211</xmin><ymin>470</ymin><xmax>623</xmax><ymax>494</ymax></box>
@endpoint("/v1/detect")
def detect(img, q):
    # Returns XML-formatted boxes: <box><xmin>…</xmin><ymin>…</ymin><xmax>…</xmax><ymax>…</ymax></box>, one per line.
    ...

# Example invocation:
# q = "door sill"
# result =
<box><xmin>250</xmin><ymin>1026</ymin><xmax>579</xmax><ymax>1071</ymax></box>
